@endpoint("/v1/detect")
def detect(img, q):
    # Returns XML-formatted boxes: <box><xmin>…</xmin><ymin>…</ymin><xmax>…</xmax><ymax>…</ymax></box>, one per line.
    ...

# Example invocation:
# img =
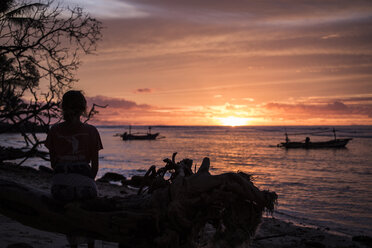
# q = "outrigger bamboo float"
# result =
<box><xmin>0</xmin><ymin>153</ymin><xmax>277</xmax><ymax>248</ymax></box>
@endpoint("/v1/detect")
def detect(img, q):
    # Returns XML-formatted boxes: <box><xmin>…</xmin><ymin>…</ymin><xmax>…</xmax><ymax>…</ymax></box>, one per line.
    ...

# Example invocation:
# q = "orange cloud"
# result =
<box><xmin>86</xmin><ymin>95</ymin><xmax>152</xmax><ymax>110</ymax></box>
<box><xmin>72</xmin><ymin>0</ymin><xmax>371</xmax><ymax>126</ymax></box>
<box><xmin>84</xmin><ymin>94</ymin><xmax>372</xmax><ymax>126</ymax></box>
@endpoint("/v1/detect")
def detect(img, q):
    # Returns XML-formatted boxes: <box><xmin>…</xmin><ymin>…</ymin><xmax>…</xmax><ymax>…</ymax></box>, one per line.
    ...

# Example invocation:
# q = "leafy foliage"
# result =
<box><xmin>0</xmin><ymin>0</ymin><xmax>102</xmax><ymax>162</ymax></box>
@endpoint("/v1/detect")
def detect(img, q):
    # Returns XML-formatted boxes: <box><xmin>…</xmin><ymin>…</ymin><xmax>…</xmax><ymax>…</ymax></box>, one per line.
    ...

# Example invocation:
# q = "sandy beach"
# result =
<box><xmin>0</xmin><ymin>162</ymin><xmax>370</xmax><ymax>248</ymax></box>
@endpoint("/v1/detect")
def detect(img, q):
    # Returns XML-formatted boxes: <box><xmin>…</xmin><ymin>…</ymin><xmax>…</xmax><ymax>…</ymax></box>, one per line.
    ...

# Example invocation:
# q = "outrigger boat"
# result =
<box><xmin>120</xmin><ymin>126</ymin><xmax>159</xmax><ymax>140</ymax></box>
<box><xmin>278</xmin><ymin>128</ymin><xmax>352</xmax><ymax>149</ymax></box>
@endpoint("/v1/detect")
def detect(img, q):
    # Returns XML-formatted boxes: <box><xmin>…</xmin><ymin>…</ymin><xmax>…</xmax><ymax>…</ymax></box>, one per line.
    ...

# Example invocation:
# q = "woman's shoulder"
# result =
<box><xmin>82</xmin><ymin>123</ymin><xmax>99</xmax><ymax>132</ymax></box>
<box><xmin>49</xmin><ymin>122</ymin><xmax>98</xmax><ymax>133</ymax></box>
<box><xmin>49</xmin><ymin>122</ymin><xmax>64</xmax><ymax>131</ymax></box>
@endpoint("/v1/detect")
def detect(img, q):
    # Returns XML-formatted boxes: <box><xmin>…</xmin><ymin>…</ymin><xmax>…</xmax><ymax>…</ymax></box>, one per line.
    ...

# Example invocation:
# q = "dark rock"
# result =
<box><xmin>122</xmin><ymin>175</ymin><xmax>144</xmax><ymax>187</ymax></box>
<box><xmin>0</xmin><ymin>146</ymin><xmax>25</xmax><ymax>161</ymax></box>
<box><xmin>304</xmin><ymin>241</ymin><xmax>326</xmax><ymax>248</ymax></box>
<box><xmin>0</xmin><ymin>162</ymin><xmax>15</xmax><ymax>170</ymax></box>
<box><xmin>19</xmin><ymin>166</ymin><xmax>38</xmax><ymax>172</ymax></box>
<box><xmin>39</xmin><ymin>165</ymin><xmax>53</xmax><ymax>173</ymax></box>
<box><xmin>97</xmin><ymin>172</ymin><xmax>126</xmax><ymax>182</ymax></box>
<box><xmin>352</xmin><ymin>235</ymin><xmax>372</xmax><ymax>246</ymax></box>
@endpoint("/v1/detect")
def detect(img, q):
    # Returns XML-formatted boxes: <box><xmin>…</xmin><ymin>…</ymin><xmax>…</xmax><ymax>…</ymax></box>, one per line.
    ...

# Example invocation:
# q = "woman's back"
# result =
<box><xmin>46</xmin><ymin>121</ymin><xmax>102</xmax><ymax>165</ymax></box>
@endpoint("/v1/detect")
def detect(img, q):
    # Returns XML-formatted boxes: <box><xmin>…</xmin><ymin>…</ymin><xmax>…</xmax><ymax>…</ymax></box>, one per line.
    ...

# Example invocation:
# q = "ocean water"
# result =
<box><xmin>1</xmin><ymin>125</ymin><xmax>372</xmax><ymax>237</ymax></box>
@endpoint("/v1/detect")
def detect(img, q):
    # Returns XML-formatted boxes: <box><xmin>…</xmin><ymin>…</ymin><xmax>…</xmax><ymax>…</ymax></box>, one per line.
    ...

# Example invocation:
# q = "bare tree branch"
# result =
<box><xmin>0</xmin><ymin>0</ymin><xmax>102</xmax><ymax>162</ymax></box>
<box><xmin>84</xmin><ymin>103</ymin><xmax>108</xmax><ymax>124</ymax></box>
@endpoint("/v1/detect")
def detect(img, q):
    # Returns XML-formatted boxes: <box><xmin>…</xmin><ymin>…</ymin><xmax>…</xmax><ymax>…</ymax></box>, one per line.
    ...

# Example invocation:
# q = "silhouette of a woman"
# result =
<box><xmin>45</xmin><ymin>90</ymin><xmax>103</xmax><ymax>248</ymax></box>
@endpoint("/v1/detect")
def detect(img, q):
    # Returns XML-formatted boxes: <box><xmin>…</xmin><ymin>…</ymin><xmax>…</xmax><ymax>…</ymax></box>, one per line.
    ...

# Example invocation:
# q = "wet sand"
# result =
<box><xmin>0</xmin><ymin>162</ymin><xmax>369</xmax><ymax>248</ymax></box>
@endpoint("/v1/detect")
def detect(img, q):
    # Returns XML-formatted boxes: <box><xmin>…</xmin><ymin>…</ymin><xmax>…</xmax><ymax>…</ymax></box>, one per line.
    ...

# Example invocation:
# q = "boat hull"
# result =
<box><xmin>122</xmin><ymin>133</ymin><xmax>159</xmax><ymax>140</ymax></box>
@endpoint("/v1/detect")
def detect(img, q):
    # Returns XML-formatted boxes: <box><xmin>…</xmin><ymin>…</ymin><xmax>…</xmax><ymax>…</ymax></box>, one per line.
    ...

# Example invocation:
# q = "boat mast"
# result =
<box><xmin>285</xmin><ymin>129</ymin><xmax>289</xmax><ymax>143</ymax></box>
<box><xmin>333</xmin><ymin>128</ymin><xmax>336</xmax><ymax>140</ymax></box>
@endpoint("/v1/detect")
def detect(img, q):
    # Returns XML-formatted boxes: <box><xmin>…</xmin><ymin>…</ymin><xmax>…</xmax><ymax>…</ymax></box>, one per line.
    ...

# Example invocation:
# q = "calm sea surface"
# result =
<box><xmin>2</xmin><ymin>125</ymin><xmax>372</xmax><ymax>237</ymax></box>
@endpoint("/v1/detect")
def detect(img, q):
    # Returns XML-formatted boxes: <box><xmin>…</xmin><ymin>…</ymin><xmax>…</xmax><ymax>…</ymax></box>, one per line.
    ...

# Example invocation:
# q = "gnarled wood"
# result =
<box><xmin>0</xmin><ymin>155</ymin><xmax>277</xmax><ymax>248</ymax></box>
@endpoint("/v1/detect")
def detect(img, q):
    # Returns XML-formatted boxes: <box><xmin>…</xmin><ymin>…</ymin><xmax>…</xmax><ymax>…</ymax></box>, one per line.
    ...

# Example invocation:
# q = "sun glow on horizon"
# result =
<box><xmin>217</xmin><ymin>116</ymin><xmax>251</xmax><ymax>127</ymax></box>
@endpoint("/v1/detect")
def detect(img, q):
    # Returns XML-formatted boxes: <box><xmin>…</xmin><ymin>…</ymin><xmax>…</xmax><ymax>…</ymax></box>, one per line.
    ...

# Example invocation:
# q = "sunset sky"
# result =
<box><xmin>64</xmin><ymin>0</ymin><xmax>372</xmax><ymax>126</ymax></box>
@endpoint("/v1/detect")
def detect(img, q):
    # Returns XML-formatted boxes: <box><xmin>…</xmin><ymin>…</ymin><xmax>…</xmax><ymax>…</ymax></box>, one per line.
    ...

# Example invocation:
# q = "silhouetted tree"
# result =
<box><xmin>0</xmin><ymin>0</ymin><xmax>102</xmax><ymax>163</ymax></box>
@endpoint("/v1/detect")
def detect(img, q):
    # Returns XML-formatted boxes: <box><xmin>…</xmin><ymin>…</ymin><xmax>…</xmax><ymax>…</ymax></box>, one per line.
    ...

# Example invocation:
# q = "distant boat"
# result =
<box><xmin>120</xmin><ymin>126</ymin><xmax>159</xmax><ymax>141</ymax></box>
<box><xmin>278</xmin><ymin>128</ymin><xmax>352</xmax><ymax>149</ymax></box>
<box><xmin>279</xmin><ymin>138</ymin><xmax>352</xmax><ymax>149</ymax></box>
<box><xmin>121</xmin><ymin>132</ymin><xmax>159</xmax><ymax>140</ymax></box>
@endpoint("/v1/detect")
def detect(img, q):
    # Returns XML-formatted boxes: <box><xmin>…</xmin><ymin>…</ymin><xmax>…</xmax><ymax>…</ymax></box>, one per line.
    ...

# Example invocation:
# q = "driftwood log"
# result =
<box><xmin>0</xmin><ymin>146</ymin><xmax>49</xmax><ymax>162</ymax></box>
<box><xmin>0</xmin><ymin>154</ymin><xmax>277</xmax><ymax>247</ymax></box>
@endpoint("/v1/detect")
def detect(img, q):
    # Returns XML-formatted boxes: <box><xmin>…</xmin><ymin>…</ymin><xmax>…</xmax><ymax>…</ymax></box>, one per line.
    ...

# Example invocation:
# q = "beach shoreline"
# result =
<box><xmin>0</xmin><ymin>162</ymin><xmax>370</xmax><ymax>248</ymax></box>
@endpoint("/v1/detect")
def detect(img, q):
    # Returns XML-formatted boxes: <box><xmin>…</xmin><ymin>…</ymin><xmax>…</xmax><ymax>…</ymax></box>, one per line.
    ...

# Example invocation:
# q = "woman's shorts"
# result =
<box><xmin>52</xmin><ymin>163</ymin><xmax>97</xmax><ymax>202</ymax></box>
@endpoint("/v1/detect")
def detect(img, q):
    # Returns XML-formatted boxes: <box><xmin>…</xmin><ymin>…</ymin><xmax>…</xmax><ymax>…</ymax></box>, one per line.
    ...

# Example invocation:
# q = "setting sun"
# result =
<box><xmin>218</xmin><ymin>116</ymin><xmax>250</xmax><ymax>126</ymax></box>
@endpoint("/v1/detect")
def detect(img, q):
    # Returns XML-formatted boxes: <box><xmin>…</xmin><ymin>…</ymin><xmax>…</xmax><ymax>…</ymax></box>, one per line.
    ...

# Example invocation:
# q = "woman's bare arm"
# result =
<box><xmin>49</xmin><ymin>150</ymin><xmax>57</xmax><ymax>170</ymax></box>
<box><xmin>91</xmin><ymin>149</ymin><xmax>99</xmax><ymax>179</ymax></box>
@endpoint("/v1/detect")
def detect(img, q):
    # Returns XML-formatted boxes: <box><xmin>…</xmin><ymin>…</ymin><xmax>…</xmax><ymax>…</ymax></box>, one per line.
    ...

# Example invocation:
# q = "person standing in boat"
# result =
<box><xmin>285</xmin><ymin>132</ymin><xmax>290</xmax><ymax>143</ymax></box>
<box><xmin>45</xmin><ymin>90</ymin><xmax>103</xmax><ymax>248</ymax></box>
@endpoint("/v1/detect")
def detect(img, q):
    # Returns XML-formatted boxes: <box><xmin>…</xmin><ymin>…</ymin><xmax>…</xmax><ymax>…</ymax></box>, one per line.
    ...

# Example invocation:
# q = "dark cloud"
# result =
<box><xmin>334</xmin><ymin>96</ymin><xmax>372</xmax><ymax>103</ymax></box>
<box><xmin>86</xmin><ymin>95</ymin><xmax>152</xmax><ymax>110</ymax></box>
<box><xmin>85</xmin><ymin>95</ymin><xmax>216</xmax><ymax>125</ymax></box>
<box><xmin>304</xmin><ymin>96</ymin><xmax>372</xmax><ymax>104</ymax></box>
<box><xmin>134</xmin><ymin>88</ymin><xmax>153</xmax><ymax>94</ymax></box>
<box><xmin>123</xmin><ymin>0</ymin><xmax>372</xmax><ymax>22</ymax></box>
<box><xmin>265</xmin><ymin>101</ymin><xmax>372</xmax><ymax>118</ymax></box>
<box><xmin>87</xmin><ymin>0</ymin><xmax>372</xmax><ymax>84</ymax></box>
<box><xmin>94</xmin><ymin>10</ymin><xmax>372</xmax><ymax>77</ymax></box>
